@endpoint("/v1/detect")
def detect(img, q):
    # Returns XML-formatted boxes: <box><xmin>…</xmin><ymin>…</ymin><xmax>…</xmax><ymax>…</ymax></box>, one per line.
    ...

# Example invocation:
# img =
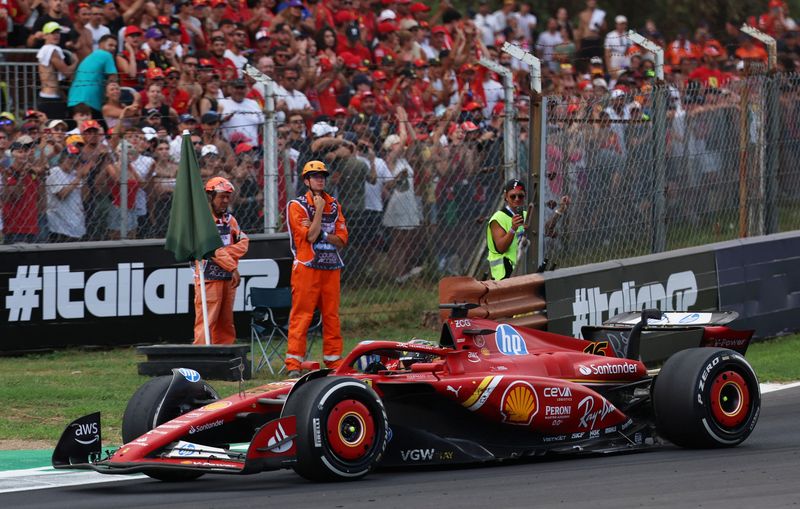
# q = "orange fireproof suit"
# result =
<box><xmin>193</xmin><ymin>212</ymin><xmax>249</xmax><ymax>344</ymax></box>
<box><xmin>286</xmin><ymin>191</ymin><xmax>348</xmax><ymax>371</ymax></box>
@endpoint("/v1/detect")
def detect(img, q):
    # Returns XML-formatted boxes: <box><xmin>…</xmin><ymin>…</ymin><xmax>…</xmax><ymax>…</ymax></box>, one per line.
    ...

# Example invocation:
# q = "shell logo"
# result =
<box><xmin>501</xmin><ymin>381</ymin><xmax>538</xmax><ymax>425</ymax></box>
<box><xmin>201</xmin><ymin>400</ymin><xmax>232</xmax><ymax>412</ymax></box>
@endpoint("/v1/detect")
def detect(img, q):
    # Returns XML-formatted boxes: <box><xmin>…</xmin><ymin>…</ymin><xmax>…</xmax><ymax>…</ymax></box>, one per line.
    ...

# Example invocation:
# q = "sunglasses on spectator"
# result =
<box><xmin>508</xmin><ymin>193</ymin><xmax>525</xmax><ymax>200</ymax></box>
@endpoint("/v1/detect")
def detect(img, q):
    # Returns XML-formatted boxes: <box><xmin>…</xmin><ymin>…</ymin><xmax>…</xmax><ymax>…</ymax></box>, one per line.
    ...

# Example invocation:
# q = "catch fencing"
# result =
<box><xmin>3</xmin><ymin>75</ymin><xmax>800</xmax><ymax>323</ymax></box>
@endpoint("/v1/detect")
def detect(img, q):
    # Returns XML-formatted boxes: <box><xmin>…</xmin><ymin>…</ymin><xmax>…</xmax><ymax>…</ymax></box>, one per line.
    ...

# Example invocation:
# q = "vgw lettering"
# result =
<box><xmin>401</xmin><ymin>449</ymin><xmax>435</xmax><ymax>461</ymax></box>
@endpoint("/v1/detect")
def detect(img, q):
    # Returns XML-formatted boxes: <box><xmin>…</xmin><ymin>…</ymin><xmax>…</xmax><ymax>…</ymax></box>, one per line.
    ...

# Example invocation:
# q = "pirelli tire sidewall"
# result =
<box><xmin>653</xmin><ymin>347</ymin><xmax>761</xmax><ymax>448</ymax></box>
<box><xmin>284</xmin><ymin>376</ymin><xmax>389</xmax><ymax>482</ymax></box>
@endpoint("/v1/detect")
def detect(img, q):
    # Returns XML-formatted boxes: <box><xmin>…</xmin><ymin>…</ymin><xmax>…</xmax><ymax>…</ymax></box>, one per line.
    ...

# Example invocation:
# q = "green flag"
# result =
<box><xmin>165</xmin><ymin>133</ymin><xmax>222</xmax><ymax>262</ymax></box>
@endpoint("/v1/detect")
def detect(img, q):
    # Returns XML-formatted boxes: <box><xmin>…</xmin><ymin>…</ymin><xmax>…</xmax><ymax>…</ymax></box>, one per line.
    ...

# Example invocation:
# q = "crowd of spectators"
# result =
<box><xmin>0</xmin><ymin>0</ymin><xmax>797</xmax><ymax>275</ymax></box>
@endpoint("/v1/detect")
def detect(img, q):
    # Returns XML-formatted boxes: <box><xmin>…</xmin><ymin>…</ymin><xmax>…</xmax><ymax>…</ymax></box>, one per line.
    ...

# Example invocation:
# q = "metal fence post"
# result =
<box><xmin>651</xmin><ymin>86</ymin><xmax>667</xmax><ymax>252</ymax></box>
<box><xmin>627</xmin><ymin>30</ymin><xmax>667</xmax><ymax>252</ymax></box>
<box><xmin>478</xmin><ymin>58</ymin><xmax>517</xmax><ymax>182</ymax></box>
<box><xmin>535</xmin><ymin>96</ymin><xmax>547</xmax><ymax>267</ymax></box>
<box><xmin>244</xmin><ymin>64</ymin><xmax>278</xmax><ymax>234</ymax></box>
<box><xmin>501</xmin><ymin>42</ymin><xmax>542</xmax><ymax>272</ymax></box>
<box><xmin>120</xmin><ymin>139</ymin><xmax>129</xmax><ymax>239</ymax></box>
<box><xmin>765</xmin><ymin>75</ymin><xmax>780</xmax><ymax>234</ymax></box>
<box><xmin>741</xmin><ymin>25</ymin><xmax>778</xmax><ymax>236</ymax></box>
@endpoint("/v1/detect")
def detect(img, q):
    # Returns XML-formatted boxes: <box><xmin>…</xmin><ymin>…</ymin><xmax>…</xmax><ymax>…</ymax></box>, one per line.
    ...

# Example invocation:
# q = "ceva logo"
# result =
<box><xmin>495</xmin><ymin>324</ymin><xmax>529</xmax><ymax>355</ymax></box>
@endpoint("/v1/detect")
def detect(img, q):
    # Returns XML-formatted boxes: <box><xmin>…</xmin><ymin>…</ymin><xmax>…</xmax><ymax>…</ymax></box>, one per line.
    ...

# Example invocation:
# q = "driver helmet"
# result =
<box><xmin>399</xmin><ymin>339</ymin><xmax>438</xmax><ymax>368</ymax></box>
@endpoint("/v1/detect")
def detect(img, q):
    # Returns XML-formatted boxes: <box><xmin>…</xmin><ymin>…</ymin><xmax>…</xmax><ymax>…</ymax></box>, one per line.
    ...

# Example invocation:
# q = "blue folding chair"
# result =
<box><xmin>248</xmin><ymin>287</ymin><xmax>321</xmax><ymax>375</ymax></box>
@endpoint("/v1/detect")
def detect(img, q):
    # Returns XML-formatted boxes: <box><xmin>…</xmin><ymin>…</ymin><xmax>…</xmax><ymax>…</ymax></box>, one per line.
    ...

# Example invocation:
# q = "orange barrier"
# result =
<box><xmin>439</xmin><ymin>275</ymin><xmax>548</xmax><ymax>330</ymax></box>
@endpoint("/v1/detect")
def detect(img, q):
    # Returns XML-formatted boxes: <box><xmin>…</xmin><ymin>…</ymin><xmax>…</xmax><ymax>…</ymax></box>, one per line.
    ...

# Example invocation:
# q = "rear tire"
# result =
<box><xmin>653</xmin><ymin>348</ymin><xmax>760</xmax><ymax>448</ymax></box>
<box><xmin>122</xmin><ymin>376</ymin><xmax>215</xmax><ymax>481</ymax></box>
<box><xmin>283</xmin><ymin>377</ymin><xmax>388</xmax><ymax>482</ymax></box>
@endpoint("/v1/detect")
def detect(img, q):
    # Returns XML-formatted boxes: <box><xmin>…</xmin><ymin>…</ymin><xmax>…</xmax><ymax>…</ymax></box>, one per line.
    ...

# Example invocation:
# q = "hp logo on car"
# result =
<box><xmin>178</xmin><ymin>368</ymin><xmax>201</xmax><ymax>383</ymax></box>
<box><xmin>495</xmin><ymin>324</ymin><xmax>529</xmax><ymax>356</ymax></box>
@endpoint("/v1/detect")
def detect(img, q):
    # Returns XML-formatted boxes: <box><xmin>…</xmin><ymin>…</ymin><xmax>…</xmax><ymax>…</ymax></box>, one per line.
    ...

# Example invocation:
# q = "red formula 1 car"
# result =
<box><xmin>53</xmin><ymin>305</ymin><xmax>761</xmax><ymax>482</ymax></box>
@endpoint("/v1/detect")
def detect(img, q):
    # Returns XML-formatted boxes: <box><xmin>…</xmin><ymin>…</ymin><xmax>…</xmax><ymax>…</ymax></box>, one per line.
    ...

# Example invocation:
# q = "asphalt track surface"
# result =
<box><xmin>3</xmin><ymin>387</ymin><xmax>799</xmax><ymax>509</ymax></box>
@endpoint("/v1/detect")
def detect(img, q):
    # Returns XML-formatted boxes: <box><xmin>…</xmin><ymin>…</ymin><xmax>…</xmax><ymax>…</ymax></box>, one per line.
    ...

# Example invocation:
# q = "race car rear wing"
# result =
<box><xmin>582</xmin><ymin>310</ymin><xmax>754</xmax><ymax>366</ymax></box>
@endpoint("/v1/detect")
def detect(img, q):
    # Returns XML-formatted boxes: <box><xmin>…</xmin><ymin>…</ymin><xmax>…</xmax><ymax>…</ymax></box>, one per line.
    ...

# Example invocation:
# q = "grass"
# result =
<box><xmin>0</xmin><ymin>328</ymin><xmax>795</xmax><ymax>447</ymax></box>
<box><xmin>744</xmin><ymin>334</ymin><xmax>800</xmax><ymax>383</ymax></box>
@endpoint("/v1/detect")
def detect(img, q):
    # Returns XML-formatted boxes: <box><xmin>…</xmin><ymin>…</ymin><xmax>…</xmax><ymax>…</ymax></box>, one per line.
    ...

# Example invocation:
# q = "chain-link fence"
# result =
<box><xmin>542</xmin><ymin>75</ymin><xmax>797</xmax><ymax>268</ymax></box>
<box><xmin>2</xmin><ymin>75</ymin><xmax>800</xmax><ymax>323</ymax></box>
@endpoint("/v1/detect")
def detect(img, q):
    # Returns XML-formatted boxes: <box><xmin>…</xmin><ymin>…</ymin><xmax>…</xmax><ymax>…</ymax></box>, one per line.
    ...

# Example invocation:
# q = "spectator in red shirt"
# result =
<box><xmin>117</xmin><ymin>25</ymin><xmax>148</xmax><ymax>89</ymax></box>
<box><xmin>207</xmin><ymin>31</ymin><xmax>239</xmax><ymax>82</ymax></box>
<box><xmin>2</xmin><ymin>136</ymin><xmax>43</xmax><ymax>244</ymax></box>
<box><xmin>688</xmin><ymin>47</ymin><xmax>731</xmax><ymax>89</ymax></box>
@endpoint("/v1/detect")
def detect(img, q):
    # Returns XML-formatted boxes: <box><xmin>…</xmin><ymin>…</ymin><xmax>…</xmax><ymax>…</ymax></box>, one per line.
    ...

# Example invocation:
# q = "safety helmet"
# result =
<box><xmin>301</xmin><ymin>160</ymin><xmax>329</xmax><ymax>177</ymax></box>
<box><xmin>205</xmin><ymin>176</ymin><xmax>235</xmax><ymax>193</ymax></box>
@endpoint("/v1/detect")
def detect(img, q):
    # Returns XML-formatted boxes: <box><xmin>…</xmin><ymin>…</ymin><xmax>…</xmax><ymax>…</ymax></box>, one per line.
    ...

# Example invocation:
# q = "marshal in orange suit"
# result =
<box><xmin>193</xmin><ymin>177</ymin><xmax>250</xmax><ymax>344</ymax></box>
<box><xmin>285</xmin><ymin>160</ymin><xmax>348</xmax><ymax>376</ymax></box>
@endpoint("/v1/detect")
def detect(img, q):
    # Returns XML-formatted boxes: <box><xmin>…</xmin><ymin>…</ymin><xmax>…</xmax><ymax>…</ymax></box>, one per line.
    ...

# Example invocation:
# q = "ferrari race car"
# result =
<box><xmin>53</xmin><ymin>305</ymin><xmax>761</xmax><ymax>482</ymax></box>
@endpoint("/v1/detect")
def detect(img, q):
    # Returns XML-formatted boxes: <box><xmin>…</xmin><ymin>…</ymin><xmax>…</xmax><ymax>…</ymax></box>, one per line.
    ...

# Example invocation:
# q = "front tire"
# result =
<box><xmin>283</xmin><ymin>377</ymin><xmax>389</xmax><ymax>482</ymax></box>
<box><xmin>122</xmin><ymin>375</ymin><xmax>216</xmax><ymax>481</ymax></box>
<box><xmin>653</xmin><ymin>348</ymin><xmax>760</xmax><ymax>448</ymax></box>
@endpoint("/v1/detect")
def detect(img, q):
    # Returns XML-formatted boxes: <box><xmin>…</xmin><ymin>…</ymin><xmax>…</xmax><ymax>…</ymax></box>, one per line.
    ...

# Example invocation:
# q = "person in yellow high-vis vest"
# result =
<box><xmin>486</xmin><ymin>179</ymin><xmax>528</xmax><ymax>280</ymax></box>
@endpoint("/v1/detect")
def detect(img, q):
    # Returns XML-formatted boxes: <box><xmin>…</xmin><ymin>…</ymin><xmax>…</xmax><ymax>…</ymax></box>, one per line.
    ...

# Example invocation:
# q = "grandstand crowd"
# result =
<box><xmin>0</xmin><ymin>0</ymin><xmax>797</xmax><ymax>254</ymax></box>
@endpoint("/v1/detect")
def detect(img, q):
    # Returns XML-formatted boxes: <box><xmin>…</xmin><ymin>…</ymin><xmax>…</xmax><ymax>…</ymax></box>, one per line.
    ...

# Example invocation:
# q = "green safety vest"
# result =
<box><xmin>486</xmin><ymin>208</ymin><xmax>527</xmax><ymax>280</ymax></box>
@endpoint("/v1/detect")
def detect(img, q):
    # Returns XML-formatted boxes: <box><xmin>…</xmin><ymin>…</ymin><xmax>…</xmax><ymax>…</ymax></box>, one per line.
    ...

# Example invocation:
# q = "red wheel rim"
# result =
<box><xmin>710</xmin><ymin>370</ymin><xmax>750</xmax><ymax>428</ymax></box>
<box><xmin>325</xmin><ymin>399</ymin><xmax>376</xmax><ymax>461</ymax></box>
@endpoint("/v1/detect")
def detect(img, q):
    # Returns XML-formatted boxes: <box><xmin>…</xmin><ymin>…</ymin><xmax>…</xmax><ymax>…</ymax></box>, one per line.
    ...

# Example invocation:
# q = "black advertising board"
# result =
<box><xmin>716</xmin><ymin>233</ymin><xmax>800</xmax><ymax>338</ymax></box>
<box><xmin>544</xmin><ymin>249</ymin><xmax>719</xmax><ymax>337</ymax></box>
<box><xmin>0</xmin><ymin>234</ymin><xmax>292</xmax><ymax>352</ymax></box>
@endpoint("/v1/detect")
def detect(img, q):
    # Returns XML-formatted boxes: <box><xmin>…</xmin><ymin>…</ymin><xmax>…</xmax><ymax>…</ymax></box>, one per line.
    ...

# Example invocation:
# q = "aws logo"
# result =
<box><xmin>71</xmin><ymin>422</ymin><xmax>99</xmax><ymax>445</ymax></box>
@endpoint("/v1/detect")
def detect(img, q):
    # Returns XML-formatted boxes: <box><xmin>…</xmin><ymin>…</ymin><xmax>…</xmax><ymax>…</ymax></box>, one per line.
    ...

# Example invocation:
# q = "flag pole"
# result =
<box><xmin>196</xmin><ymin>259</ymin><xmax>212</xmax><ymax>345</ymax></box>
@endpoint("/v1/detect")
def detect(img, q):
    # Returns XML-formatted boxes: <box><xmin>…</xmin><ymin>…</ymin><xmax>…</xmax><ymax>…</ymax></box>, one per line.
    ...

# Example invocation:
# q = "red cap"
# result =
<box><xmin>333</xmin><ymin>107</ymin><xmax>348</xmax><ymax>116</ymax></box>
<box><xmin>577</xmin><ymin>80</ymin><xmax>592</xmax><ymax>91</ymax></box>
<box><xmin>460</xmin><ymin>121</ymin><xmax>479</xmax><ymax>132</ymax></box>
<box><xmin>157</xmin><ymin>16</ymin><xmax>170</xmax><ymax>26</ymax></box>
<box><xmin>146</xmin><ymin>67</ymin><xmax>165</xmax><ymax>80</ymax></box>
<box><xmin>410</xmin><ymin>2</ymin><xmax>430</xmax><ymax>13</ymax></box>
<box><xmin>464</xmin><ymin>101</ymin><xmax>481</xmax><ymax>111</ymax></box>
<box><xmin>413</xmin><ymin>58</ymin><xmax>427</xmax><ymax>68</ymax></box>
<box><xmin>235</xmin><ymin>142</ymin><xmax>254</xmax><ymax>155</ymax></box>
<box><xmin>80</xmin><ymin>120</ymin><xmax>104</xmax><ymax>133</ymax></box>
<box><xmin>211</xmin><ymin>0</ymin><xmax>226</xmax><ymax>7</ymax></box>
<box><xmin>377</xmin><ymin>21</ymin><xmax>398</xmax><ymax>34</ymax></box>
<box><xmin>372</xmin><ymin>70</ymin><xmax>388</xmax><ymax>81</ymax></box>
<box><xmin>431</xmin><ymin>25</ymin><xmax>447</xmax><ymax>35</ymax></box>
<box><xmin>340</xmin><ymin>52</ymin><xmax>360</xmax><ymax>69</ymax></box>
<box><xmin>492</xmin><ymin>101</ymin><xmax>505</xmax><ymax>116</ymax></box>
<box><xmin>459</xmin><ymin>62</ymin><xmax>476</xmax><ymax>73</ymax></box>
<box><xmin>360</xmin><ymin>91</ymin><xmax>375</xmax><ymax>99</ymax></box>
<box><xmin>704</xmin><ymin>46</ymin><xmax>720</xmax><ymax>57</ymax></box>
<box><xmin>198</xmin><ymin>58</ymin><xmax>213</xmax><ymax>68</ymax></box>
<box><xmin>334</xmin><ymin>11</ymin><xmax>356</xmax><ymax>24</ymax></box>
<box><xmin>164</xmin><ymin>66</ymin><xmax>179</xmax><ymax>75</ymax></box>
<box><xmin>124</xmin><ymin>25</ymin><xmax>143</xmax><ymax>36</ymax></box>
<box><xmin>567</xmin><ymin>103</ymin><xmax>580</xmax><ymax>114</ymax></box>
<box><xmin>419</xmin><ymin>20</ymin><xmax>429</xmax><ymax>28</ymax></box>
<box><xmin>769</xmin><ymin>0</ymin><xmax>783</xmax><ymax>8</ymax></box>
